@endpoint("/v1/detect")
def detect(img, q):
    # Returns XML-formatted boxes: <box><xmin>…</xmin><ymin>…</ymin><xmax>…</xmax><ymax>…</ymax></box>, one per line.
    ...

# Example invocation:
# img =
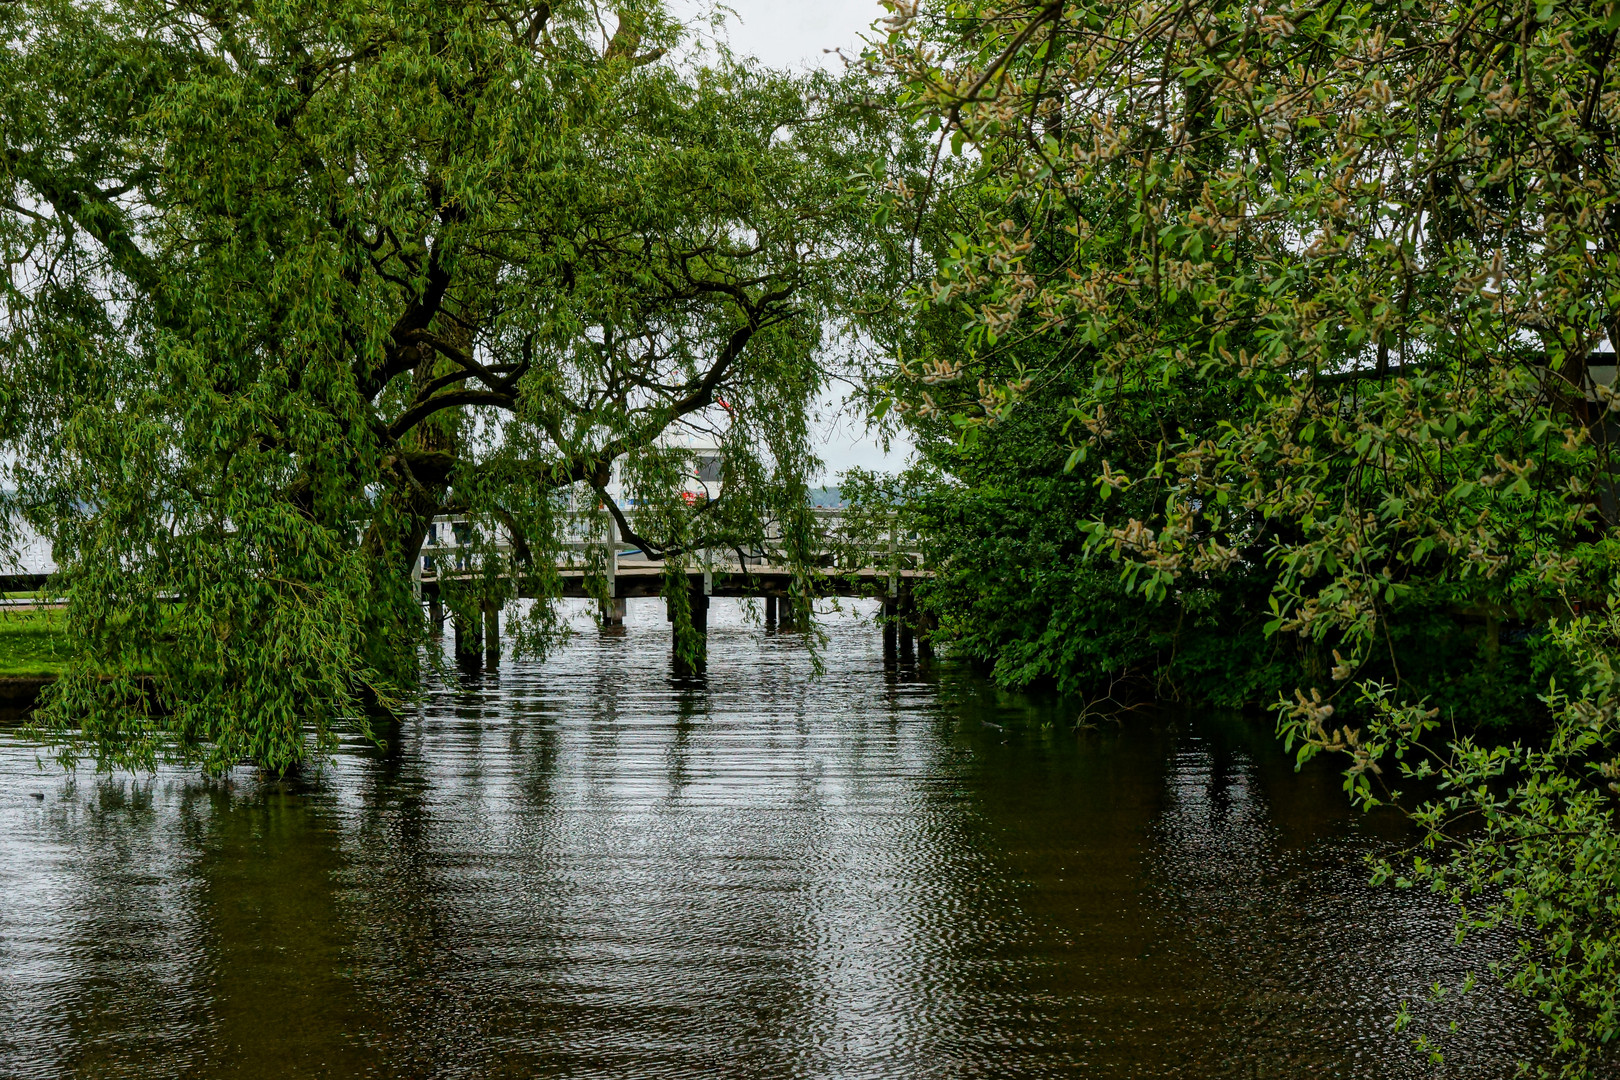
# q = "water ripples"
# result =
<box><xmin>0</xmin><ymin>599</ymin><xmax>1544</xmax><ymax>1078</ymax></box>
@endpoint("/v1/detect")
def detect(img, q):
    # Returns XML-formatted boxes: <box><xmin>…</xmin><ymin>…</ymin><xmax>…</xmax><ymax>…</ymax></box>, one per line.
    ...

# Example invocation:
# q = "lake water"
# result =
<box><xmin>0</xmin><ymin>600</ymin><xmax>1544</xmax><ymax>1078</ymax></box>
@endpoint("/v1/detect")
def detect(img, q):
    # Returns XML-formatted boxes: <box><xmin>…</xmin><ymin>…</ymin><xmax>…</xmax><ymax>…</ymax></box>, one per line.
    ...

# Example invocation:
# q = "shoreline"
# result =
<box><xmin>0</xmin><ymin>675</ymin><xmax>50</xmax><ymax>709</ymax></box>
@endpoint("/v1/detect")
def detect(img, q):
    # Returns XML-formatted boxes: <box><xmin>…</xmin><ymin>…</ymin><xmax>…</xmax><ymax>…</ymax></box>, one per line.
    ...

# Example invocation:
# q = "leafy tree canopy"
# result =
<box><xmin>874</xmin><ymin>0</ymin><xmax>1620</xmax><ymax>690</ymax></box>
<box><xmin>869</xmin><ymin>0</ymin><xmax>1620</xmax><ymax>1070</ymax></box>
<box><xmin>0</xmin><ymin>0</ymin><xmax>892</xmax><ymax>773</ymax></box>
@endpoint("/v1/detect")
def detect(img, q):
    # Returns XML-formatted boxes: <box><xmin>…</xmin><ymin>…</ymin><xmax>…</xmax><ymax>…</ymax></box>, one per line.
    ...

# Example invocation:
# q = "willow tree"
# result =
<box><xmin>0</xmin><ymin>0</ymin><xmax>881</xmax><ymax>773</ymax></box>
<box><xmin>877</xmin><ymin>0</ymin><xmax>1620</xmax><ymax>1071</ymax></box>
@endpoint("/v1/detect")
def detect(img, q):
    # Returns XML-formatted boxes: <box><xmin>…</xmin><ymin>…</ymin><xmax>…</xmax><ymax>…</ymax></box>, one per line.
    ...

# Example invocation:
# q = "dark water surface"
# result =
<box><xmin>0</xmin><ymin>601</ymin><xmax>1543</xmax><ymax>1078</ymax></box>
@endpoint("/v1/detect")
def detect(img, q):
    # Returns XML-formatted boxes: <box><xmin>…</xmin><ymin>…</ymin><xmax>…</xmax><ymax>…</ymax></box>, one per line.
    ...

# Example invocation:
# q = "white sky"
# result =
<box><xmin>697</xmin><ymin>0</ymin><xmax>885</xmax><ymax>70</ymax></box>
<box><xmin>679</xmin><ymin>0</ymin><xmax>914</xmax><ymax>485</ymax></box>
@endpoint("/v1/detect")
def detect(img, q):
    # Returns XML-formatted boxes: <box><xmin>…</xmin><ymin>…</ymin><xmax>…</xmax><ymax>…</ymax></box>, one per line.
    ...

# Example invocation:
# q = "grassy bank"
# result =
<box><xmin>0</xmin><ymin>608</ymin><xmax>69</xmax><ymax>676</ymax></box>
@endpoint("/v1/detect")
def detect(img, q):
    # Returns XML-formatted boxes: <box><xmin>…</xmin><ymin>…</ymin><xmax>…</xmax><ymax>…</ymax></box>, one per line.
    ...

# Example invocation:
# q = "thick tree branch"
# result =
<box><xmin>363</xmin><ymin>218</ymin><xmax>461</xmax><ymax>402</ymax></box>
<box><xmin>388</xmin><ymin>389</ymin><xmax>516</xmax><ymax>440</ymax></box>
<box><xmin>6</xmin><ymin>151</ymin><xmax>163</xmax><ymax>295</ymax></box>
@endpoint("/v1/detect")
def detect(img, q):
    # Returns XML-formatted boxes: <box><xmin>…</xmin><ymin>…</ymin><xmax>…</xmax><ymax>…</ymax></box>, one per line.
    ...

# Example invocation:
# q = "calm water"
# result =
<box><xmin>0</xmin><ymin>600</ymin><xmax>1543</xmax><ymax>1078</ymax></box>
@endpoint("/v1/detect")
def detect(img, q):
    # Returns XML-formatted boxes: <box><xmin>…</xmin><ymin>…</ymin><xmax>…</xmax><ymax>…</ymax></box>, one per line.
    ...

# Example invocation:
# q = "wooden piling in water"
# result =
<box><xmin>483</xmin><ymin>598</ymin><xmax>501</xmax><ymax>663</ymax></box>
<box><xmin>454</xmin><ymin>607</ymin><xmax>482</xmax><ymax>667</ymax></box>
<box><xmin>898</xmin><ymin>589</ymin><xmax>915</xmax><ymax>661</ymax></box>
<box><xmin>669</xmin><ymin>578</ymin><xmax>710</xmax><ymax>676</ymax></box>
<box><xmin>689</xmin><ymin>577</ymin><xmax>709</xmax><ymax>637</ymax></box>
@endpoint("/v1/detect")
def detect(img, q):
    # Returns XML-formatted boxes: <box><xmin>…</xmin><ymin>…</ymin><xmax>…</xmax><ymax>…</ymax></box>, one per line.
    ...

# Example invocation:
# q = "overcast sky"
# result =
<box><xmin>676</xmin><ymin>0</ymin><xmax>913</xmax><ymax>484</ymax></box>
<box><xmin>696</xmin><ymin>0</ymin><xmax>885</xmax><ymax>70</ymax></box>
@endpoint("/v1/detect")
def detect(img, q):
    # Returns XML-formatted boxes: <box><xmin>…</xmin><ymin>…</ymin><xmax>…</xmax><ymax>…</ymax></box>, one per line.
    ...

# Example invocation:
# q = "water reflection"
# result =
<box><xmin>0</xmin><ymin>775</ymin><xmax>213</xmax><ymax>1077</ymax></box>
<box><xmin>0</xmin><ymin>600</ymin><xmax>1543</xmax><ymax>1078</ymax></box>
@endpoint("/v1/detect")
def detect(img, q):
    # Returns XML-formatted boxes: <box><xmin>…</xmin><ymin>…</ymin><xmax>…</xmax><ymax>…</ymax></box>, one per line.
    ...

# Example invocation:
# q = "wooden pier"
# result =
<box><xmin>2</xmin><ymin>510</ymin><xmax>935</xmax><ymax>677</ymax></box>
<box><xmin>414</xmin><ymin>509</ymin><xmax>932</xmax><ymax>669</ymax></box>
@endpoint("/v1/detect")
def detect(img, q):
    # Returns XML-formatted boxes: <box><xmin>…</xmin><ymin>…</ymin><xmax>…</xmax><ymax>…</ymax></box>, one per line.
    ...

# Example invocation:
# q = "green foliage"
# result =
<box><xmin>870</xmin><ymin>0</ymin><xmax>1620</xmax><ymax>1068</ymax></box>
<box><xmin>1281</xmin><ymin>604</ymin><xmax>1620</xmax><ymax>1078</ymax></box>
<box><xmin>0</xmin><ymin>0</ymin><xmax>893</xmax><ymax>772</ymax></box>
<box><xmin>870</xmin><ymin>0</ymin><xmax>1620</xmax><ymax>697</ymax></box>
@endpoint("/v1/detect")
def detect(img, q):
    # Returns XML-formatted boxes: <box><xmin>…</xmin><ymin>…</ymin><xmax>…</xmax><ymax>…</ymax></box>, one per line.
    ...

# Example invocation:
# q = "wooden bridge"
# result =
<box><xmin>415</xmin><ymin>509</ymin><xmax>933</xmax><ymax>667</ymax></box>
<box><xmin>2</xmin><ymin>509</ymin><xmax>934</xmax><ymax>668</ymax></box>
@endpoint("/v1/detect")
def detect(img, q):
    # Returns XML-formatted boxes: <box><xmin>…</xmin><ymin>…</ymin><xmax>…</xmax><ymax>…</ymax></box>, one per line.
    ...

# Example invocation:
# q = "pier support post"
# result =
<box><xmin>671</xmin><ymin>576</ymin><xmax>709</xmax><ymax>676</ymax></box>
<box><xmin>898</xmin><ymin>589</ymin><xmax>915</xmax><ymax>661</ymax></box>
<box><xmin>882</xmin><ymin>598</ymin><xmax>898</xmax><ymax>657</ymax></box>
<box><xmin>764</xmin><ymin>595</ymin><xmax>778</xmax><ymax>629</ymax></box>
<box><xmin>428</xmin><ymin>596</ymin><xmax>443</xmax><ymax>637</ymax></box>
<box><xmin>483</xmin><ymin>598</ymin><xmax>501</xmax><ymax>664</ymax></box>
<box><xmin>454</xmin><ymin>606</ymin><xmax>483</xmax><ymax>668</ymax></box>
<box><xmin>600</xmin><ymin>597</ymin><xmax>627</xmax><ymax>627</ymax></box>
<box><xmin>689</xmin><ymin>576</ymin><xmax>709</xmax><ymax>637</ymax></box>
<box><xmin>778</xmin><ymin>596</ymin><xmax>798</xmax><ymax>631</ymax></box>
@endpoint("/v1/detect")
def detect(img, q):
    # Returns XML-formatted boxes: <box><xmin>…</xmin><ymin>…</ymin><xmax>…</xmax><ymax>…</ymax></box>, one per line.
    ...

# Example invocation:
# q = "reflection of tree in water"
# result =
<box><xmin>315</xmin><ymin>603</ymin><xmax>1015</xmax><ymax>1078</ymax></box>
<box><xmin>191</xmin><ymin>774</ymin><xmax>383</xmax><ymax>1077</ymax></box>
<box><xmin>0</xmin><ymin>760</ymin><xmax>398</xmax><ymax>1078</ymax></box>
<box><xmin>333</xmin><ymin>677</ymin><xmax>532</xmax><ymax>1077</ymax></box>
<box><xmin>1145</xmin><ymin>718</ymin><xmax>1544</xmax><ymax>1077</ymax></box>
<box><xmin>0</xmin><ymin>608</ymin><xmax>1558</xmax><ymax>1079</ymax></box>
<box><xmin>0</xmin><ymin>772</ymin><xmax>212</xmax><ymax>1078</ymax></box>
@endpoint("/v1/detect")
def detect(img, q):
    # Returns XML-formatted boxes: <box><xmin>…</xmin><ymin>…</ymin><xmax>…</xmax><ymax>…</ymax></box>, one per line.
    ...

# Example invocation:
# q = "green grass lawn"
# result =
<box><xmin>0</xmin><ymin>609</ymin><xmax>71</xmax><ymax>676</ymax></box>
